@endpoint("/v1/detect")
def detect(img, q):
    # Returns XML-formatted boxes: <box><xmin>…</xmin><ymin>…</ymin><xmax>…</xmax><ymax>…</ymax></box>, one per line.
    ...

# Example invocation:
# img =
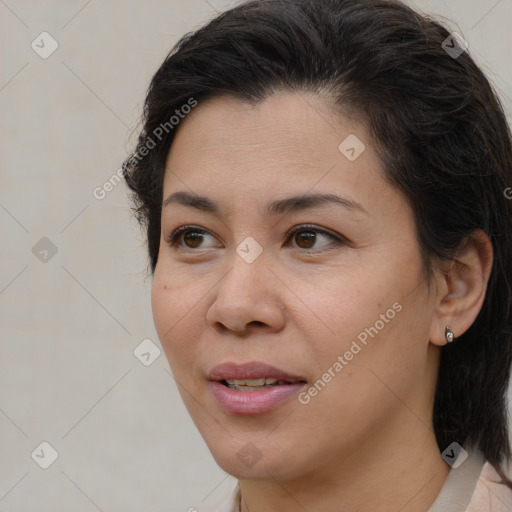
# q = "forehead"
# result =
<box><xmin>176</xmin><ymin>92</ymin><xmax>346</xmax><ymax>143</ymax></box>
<box><xmin>166</xmin><ymin>92</ymin><xmax>377</xmax><ymax>166</ymax></box>
<box><xmin>162</xmin><ymin>91</ymin><xmax>393</xmax><ymax>216</ymax></box>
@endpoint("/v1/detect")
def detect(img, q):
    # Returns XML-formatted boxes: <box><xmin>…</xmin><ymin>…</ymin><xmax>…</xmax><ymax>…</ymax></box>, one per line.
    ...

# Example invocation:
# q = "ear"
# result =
<box><xmin>429</xmin><ymin>230</ymin><xmax>493</xmax><ymax>347</ymax></box>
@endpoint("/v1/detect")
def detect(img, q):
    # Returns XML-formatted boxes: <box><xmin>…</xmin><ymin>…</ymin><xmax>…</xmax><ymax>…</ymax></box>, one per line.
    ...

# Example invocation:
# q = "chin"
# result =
<box><xmin>205</xmin><ymin>436</ymin><xmax>306</xmax><ymax>481</ymax></box>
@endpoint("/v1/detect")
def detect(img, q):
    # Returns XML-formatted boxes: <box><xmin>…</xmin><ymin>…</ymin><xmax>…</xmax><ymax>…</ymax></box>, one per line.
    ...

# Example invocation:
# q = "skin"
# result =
<box><xmin>151</xmin><ymin>91</ymin><xmax>492</xmax><ymax>512</ymax></box>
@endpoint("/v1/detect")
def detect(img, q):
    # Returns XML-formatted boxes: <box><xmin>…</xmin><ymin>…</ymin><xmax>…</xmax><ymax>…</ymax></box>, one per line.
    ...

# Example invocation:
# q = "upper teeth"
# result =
<box><xmin>225</xmin><ymin>378</ymin><xmax>280</xmax><ymax>386</ymax></box>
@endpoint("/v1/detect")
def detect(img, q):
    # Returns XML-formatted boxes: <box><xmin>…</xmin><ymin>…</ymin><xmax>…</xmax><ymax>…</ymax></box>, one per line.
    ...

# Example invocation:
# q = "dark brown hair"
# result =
<box><xmin>123</xmin><ymin>0</ymin><xmax>512</xmax><ymax>487</ymax></box>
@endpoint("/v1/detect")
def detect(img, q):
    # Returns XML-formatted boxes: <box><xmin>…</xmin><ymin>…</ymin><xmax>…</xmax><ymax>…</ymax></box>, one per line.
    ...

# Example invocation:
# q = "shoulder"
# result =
<box><xmin>466</xmin><ymin>462</ymin><xmax>512</xmax><ymax>512</ymax></box>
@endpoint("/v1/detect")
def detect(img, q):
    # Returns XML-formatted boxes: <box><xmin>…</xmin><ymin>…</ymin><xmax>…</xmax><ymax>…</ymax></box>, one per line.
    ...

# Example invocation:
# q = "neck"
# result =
<box><xmin>238</xmin><ymin>416</ymin><xmax>450</xmax><ymax>512</ymax></box>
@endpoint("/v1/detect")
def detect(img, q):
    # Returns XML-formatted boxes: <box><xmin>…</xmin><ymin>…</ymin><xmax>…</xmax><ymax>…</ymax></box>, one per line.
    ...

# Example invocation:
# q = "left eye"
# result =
<box><xmin>165</xmin><ymin>224</ymin><xmax>343</xmax><ymax>253</ymax></box>
<box><xmin>286</xmin><ymin>225</ymin><xmax>341</xmax><ymax>251</ymax></box>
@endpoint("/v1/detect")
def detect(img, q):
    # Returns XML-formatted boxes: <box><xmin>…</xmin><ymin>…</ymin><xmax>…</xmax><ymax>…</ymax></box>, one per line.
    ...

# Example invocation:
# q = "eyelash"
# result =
<box><xmin>164</xmin><ymin>224</ymin><xmax>347</xmax><ymax>254</ymax></box>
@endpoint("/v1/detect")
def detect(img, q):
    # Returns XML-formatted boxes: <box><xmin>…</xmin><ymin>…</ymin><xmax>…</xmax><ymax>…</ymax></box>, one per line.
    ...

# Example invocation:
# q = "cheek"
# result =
<box><xmin>151</xmin><ymin>265</ymin><xmax>205</xmax><ymax>372</ymax></box>
<box><xmin>304</xmin><ymin>250</ymin><xmax>430</xmax><ymax>388</ymax></box>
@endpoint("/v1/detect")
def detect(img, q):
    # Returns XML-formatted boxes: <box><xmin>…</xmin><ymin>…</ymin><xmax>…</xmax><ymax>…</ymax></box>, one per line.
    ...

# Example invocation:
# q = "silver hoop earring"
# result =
<box><xmin>445</xmin><ymin>326</ymin><xmax>455</xmax><ymax>343</ymax></box>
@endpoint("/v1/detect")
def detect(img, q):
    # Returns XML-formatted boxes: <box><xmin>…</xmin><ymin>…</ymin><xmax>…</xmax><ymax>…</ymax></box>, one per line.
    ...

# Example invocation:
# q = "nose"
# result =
<box><xmin>206</xmin><ymin>252</ymin><xmax>286</xmax><ymax>335</ymax></box>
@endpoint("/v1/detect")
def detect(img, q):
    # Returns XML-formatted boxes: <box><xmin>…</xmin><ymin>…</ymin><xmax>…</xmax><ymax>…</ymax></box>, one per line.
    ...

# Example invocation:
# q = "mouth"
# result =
<box><xmin>207</xmin><ymin>361</ymin><xmax>307</xmax><ymax>415</ymax></box>
<box><xmin>220</xmin><ymin>377</ymin><xmax>300</xmax><ymax>391</ymax></box>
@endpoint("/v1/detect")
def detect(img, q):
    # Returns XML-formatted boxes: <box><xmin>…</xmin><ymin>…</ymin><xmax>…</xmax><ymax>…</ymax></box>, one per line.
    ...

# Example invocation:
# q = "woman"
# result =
<box><xmin>122</xmin><ymin>0</ymin><xmax>512</xmax><ymax>510</ymax></box>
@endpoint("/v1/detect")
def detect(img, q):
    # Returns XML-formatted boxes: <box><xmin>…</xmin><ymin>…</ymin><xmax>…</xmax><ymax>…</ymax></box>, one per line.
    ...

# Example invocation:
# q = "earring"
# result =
<box><xmin>445</xmin><ymin>326</ymin><xmax>455</xmax><ymax>343</ymax></box>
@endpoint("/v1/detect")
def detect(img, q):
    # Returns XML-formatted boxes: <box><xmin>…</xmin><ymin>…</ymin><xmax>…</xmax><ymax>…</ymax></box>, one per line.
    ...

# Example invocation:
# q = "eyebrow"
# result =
<box><xmin>163</xmin><ymin>190</ymin><xmax>368</xmax><ymax>218</ymax></box>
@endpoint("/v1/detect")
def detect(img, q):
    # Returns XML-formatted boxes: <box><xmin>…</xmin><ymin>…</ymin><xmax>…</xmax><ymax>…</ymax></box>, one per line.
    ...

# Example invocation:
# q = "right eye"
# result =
<box><xmin>165</xmin><ymin>225</ymin><xmax>219</xmax><ymax>250</ymax></box>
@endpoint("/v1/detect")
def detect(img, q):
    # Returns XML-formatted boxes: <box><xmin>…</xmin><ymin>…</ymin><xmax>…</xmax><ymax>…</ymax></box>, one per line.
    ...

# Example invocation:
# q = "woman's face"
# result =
<box><xmin>152</xmin><ymin>92</ymin><xmax>442</xmax><ymax>481</ymax></box>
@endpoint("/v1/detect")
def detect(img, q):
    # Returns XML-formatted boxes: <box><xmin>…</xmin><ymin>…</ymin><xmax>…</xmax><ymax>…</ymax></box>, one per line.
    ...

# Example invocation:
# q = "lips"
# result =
<box><xmin>207</xmin><ymin>361</ymin><xmax>307</xmax><ymax>415</ymax></box>
<box><xmin>207</xmin><ymin>361</ymin><xmax>306</xmax><ymax>383</ymax></box>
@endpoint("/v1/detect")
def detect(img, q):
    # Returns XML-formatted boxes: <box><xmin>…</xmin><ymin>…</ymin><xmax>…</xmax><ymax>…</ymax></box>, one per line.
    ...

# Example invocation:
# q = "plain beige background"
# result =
<box><xmin>1</xmin><ymin>1</ymin><xmax>511</xmax><ymax>511</ymax></box>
